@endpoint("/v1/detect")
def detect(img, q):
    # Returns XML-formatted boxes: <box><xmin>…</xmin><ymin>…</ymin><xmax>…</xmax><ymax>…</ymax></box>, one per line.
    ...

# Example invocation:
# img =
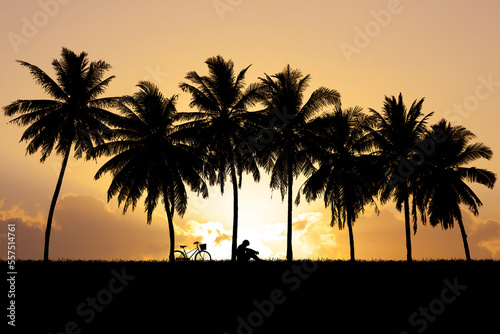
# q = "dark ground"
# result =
<box><xmin>4</xmin><ymin>260</ymin><xmax>500</xmax><ymax>333</ymax></box>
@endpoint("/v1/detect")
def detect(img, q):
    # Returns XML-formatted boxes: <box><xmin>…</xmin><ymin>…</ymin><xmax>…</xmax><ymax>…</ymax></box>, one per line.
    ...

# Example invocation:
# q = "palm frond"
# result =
<box><xmin>298</xmin><ymin>87</ymin><xmax>341</xmax><ymax>123</ymax></box>
<box><xmin>87</xmin><ymin>75</ymin><xmax>116</xmax><ymax>100</ymax></box>
<box><xmin>16</xmin><ymin>60</ymin><xmax>67</xmax><ymax>100</ymax></box>
<box><xmin>457</xmin><ymin>167</ymin><xmax>496</xmax><ymax>189</ymax></box>
<box><xmin>456</xmin><ymin>143</ymin><xmax>493</xmax><ymax>165</ymax></box>
<box><xmin>5</xmin><ymin>100</ymin><xmax>63</xmax><ymax>123</ymax></box>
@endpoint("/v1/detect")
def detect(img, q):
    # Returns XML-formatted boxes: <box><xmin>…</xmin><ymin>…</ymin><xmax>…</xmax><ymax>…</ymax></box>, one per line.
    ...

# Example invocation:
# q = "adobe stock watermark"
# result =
<box><xmin>386</xmin><ymin>128</ymin><xmax>447</xmax><ymax>190</ymax></box>
<box><xmin>143</xmin><ymin>64</ymin><xmax>169</xmax><ymax>85</ymax></box>
<box><xmin>183</xmin><ymin>193</ymin><xmax>209</xmax><ymax>221</ymax></box>
<box><xmin>213</xmin><ymin>0</ymin><xmax>244</xmax><ymax>21</ymax></box>
<box><xmin>50</xmin><ymin>147</ymin><xmax>85</xmax><ymax>177</ymax></box>
<box><xmin>400</xmin><ymin>276</ymin><xmax>467</xmax><ymax>334</ymax></box>
<box><xmin>443</xmin><ymin>74</ymin><xmax>500</xmax><ymax>125</ymax></box>
<box><xmin>128</xmin><ymin>64</ymin><xmax>170</xmax><ymax>96</ymax></box>
<box><xmin>48</xmin><ymin>266</ymin><xmax>135</xmax><ymax>334</ymax></box>
<box><xmin>224</xmin><ymin>261</ymin><xmax>318</xmax><ymax>334</ymax></box>
<box><xmin>340</xmin><ymin>0</ymin><xmax>412</xmax><ymax>63</ymax></box>
<box><xmin>7</xmin><ymin>0</ymin><xmax>73</xmax><ymax>54</ymax></box>
<box><xmin>237</xmin><ymin>106</ymin><xmax>295</xmax><ymax>162</ymax></box>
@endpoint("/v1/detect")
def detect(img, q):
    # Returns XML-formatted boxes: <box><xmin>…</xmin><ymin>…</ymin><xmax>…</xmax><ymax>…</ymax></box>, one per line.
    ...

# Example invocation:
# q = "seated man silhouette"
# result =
<box><xmin>236</xmin><ymin>240</ymin><xmax>262</xmax><ymax>262</ymax></box>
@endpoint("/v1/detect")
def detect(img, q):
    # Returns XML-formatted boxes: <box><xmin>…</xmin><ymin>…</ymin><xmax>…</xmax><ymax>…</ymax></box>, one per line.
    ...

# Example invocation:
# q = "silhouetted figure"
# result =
<box><xmin>236</xmin><ymin>240</ymin><xmax>262</xmax><ymax>262</ymax></box>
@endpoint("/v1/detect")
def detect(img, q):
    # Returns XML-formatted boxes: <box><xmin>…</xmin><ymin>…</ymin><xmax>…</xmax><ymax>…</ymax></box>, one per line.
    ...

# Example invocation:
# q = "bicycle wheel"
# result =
<box><xmin>194</xmin><ymin>250</ymin><xmax>211</xmax><ymax>261</ymax></box>
<box><xmin>173</xmin><ymin>250</ymin><xmax>189</xmax><ymax>262</ymax></box>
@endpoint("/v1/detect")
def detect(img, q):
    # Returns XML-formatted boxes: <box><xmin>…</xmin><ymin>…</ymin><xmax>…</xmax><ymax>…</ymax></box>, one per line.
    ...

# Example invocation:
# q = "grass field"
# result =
<box><xmin>5</xmin><ymin>260</ymin><xmax>500</xmax><ymax>333</ymax></box>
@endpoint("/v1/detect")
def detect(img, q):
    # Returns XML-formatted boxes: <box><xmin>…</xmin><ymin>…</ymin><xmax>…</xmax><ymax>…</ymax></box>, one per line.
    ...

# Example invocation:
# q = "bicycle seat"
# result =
<box><xmin>193</xmin><ymin>241</ymin><xmax>200</xmax><ymax>245</ymax></box>
<box><xmin>180</xmin><ymin>245</ymin><xmax>187</xmax><ymax>248</ymax></box>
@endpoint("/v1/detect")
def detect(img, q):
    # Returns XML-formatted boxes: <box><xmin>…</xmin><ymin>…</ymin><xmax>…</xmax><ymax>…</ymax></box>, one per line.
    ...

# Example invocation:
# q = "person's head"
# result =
<box><xmin>242</xmin><ymin>240</ymin><xmax>250</xmax><ymax>247</ymax></box>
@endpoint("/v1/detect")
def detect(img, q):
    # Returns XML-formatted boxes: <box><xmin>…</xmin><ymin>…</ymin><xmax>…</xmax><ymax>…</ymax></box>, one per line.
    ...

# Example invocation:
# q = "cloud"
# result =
<box><xmin>353</xmin><ymin>207</ymin><xmax>500</xmax><ymax>260</ymax></box>
<box><xmin>0</xmin><ymin>199</ymin><xmax>50</xmax><ymax>259</ymax></box>
<box><xmin>254</xmin><ymin>212</ymin><xmax>342</xmax><ymax>260</ymax></box>
<box><xmin>1</xmin><ymin>193</ymin><xmax>498</xmax><ymax>261</ymax></box>
<box><xmin>263</xmin><ymin>223</ymin><xmax>287</xmax><ymax>242</ymax></box>
<box><xmin>259</xmin><ymin>212</ymin><xmax>343</xmax><ymax>260</ymax></box>
<box><xmin>0</xmin><ymin>199</ymin><xmax>47</xmax><ymax>231</ymax></box>
<box><xmin>175</xmin><ymin>220</ymin><xmax>233</xmax><ymax>260</ymax></box>
<box><xmin>0</xmin><ymin>194</ymin><xmax>173</xmax><ymax>260</ymax></box>
<box><xmin>295</xmin><ymin>207</ymin><xmax>500</xmax><ymax>261</ymax></box>
<box><xmin>466</xmin><ymin>214</ymin><xmax>500</xmax><ymax>259</ymax></box>
<box><xmin>214</xmin><ymin>229</ymin><xmax>233</xmax><ymax>245</ymax></box>
<box><xmin>293</xmin><ymin>212</ymin><xmax>342</xmax><ymax>260</ymax></box>
<box><xmin>0</xmin><ymin>193</ymin><xmax>288</xmax><ymax>261</ymax></box>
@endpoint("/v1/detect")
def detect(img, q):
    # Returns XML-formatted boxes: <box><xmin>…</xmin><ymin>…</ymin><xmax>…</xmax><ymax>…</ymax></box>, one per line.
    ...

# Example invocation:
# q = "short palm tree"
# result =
<box><xmin>298</xmin><ymin>106</ymin><xmax>381</xmax><ymax>261</ymax></box>
<box><xmin>94</xmin><ymin>81</ymin><xmax>209</xmax><ymax>262</ymax></box>
<box><xmin>3</xmin><ymin>48</ymin><xmax>120</xmax><ymax>261</ymax></box>
<box><xmin>367</xmin><ymin>93</ymin><xmax>433</xmax><ymax>262</ymax></box>
<box><xmin>416</xmin><ymin>119</ymin><xmax>496</xmax><ymax>261</ymax></box>
<box><xmin>257</xmin><ymin>65</ymin><xmax>341</xmax><ymax>262</ymax></box>
<box><xmin>179</xmin><ymin>55</ymin><xmax>262</xmax><ymax>261</ymax></box>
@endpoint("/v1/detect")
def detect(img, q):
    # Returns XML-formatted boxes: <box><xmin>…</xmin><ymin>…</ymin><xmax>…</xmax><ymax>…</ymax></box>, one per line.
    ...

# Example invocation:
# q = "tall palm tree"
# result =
<box><xmin>179</xmin><ymin>55</ymin><xmax>262</xmax><ymax>262</ymax></box>
<box><xmin>367</xmin><ymin>93</ymin><xmax>433</xmax><ymax>262</ymax></box>
<box><xmin>3</xmin><ymin>48</ymin><xmax>120</xmax><ymax>261</ymax></box>
<box><xmin>94</xmin><ymin>81</ymin><xmax>209</xmax><ymax>262</ymax></box>
<box><xmin>416</xmin><ymin>119</ymin><xmax>496</xmax><ymax>261</ymax></box>
<box><xmin>257</xmin><ymin>65</ymin><xmax>340</xmax><ymax>262</ymax></box>
<box><xmin>298</xmin><ymin>106</ymin><xmax>381</xmax><ymax>261</ymax></box>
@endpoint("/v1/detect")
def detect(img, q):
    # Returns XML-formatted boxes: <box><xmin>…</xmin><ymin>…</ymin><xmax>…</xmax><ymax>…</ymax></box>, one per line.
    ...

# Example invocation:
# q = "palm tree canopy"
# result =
<box><xmin>179</xmin><ymin>55</ymin><xmax>262</xmax><ymax>192</ymax></box>
<box><xmin>94</xmin><ymin>81</ymin><xmax>208</xmax><ymax>223</ymax></box>
<box><xmin>299</xmin><ymin>106</ymin><xmax>381</xmax><ymax>228</ymax></box>
<box><xmin>3</xmin><ymin>47</ymin><xmax>120</xmax><ymax>161</ymax></box>
<box><xmin>367</xmin><ymin>93</ymin><xmax>434</xmax><ymax>207</ymax></box>
<box><xmin>417</xmin><ymin>119</ymin><xmax>496</xmax><ymax>229</ymax></box>
<box><xmin>257</xmin><ymin>64</ymin><xmax>341</xmax><ymax>199</ymax></box>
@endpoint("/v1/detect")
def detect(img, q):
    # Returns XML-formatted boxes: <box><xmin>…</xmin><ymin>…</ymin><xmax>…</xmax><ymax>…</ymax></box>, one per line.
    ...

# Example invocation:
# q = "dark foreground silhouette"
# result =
<box><xmin>8</xmin><ymin>260</ymin><xmax>500</xmax><ymax>334</ymax></box>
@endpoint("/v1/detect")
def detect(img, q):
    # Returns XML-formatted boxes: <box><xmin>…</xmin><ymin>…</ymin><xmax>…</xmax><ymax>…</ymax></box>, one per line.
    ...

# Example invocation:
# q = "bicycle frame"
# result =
<box><xmin>179</xmin><ymin>245</ymin><xmax>201</xmax><ymax>260</ymax></box>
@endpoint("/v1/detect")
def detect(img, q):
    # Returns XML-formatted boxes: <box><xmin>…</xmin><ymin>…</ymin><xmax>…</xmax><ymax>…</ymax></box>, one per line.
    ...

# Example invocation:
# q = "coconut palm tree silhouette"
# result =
<box><xmin>257</xmin><ymin>65</ymin><xmax>340</xmax><ymax>262</ymax></box>
<box><xmin>3</xmin><ymin>48</ymin><xmax>120</xmax><ymax>261</ymax></box>
<box><xmin>179</xmin><ymin>56</ymin><xmax>262</xmax><ymax>262</ymax></box>
<box><xmin>94</xmin><ymin>81</ymin><xmax>209</xmax><ymax>262</ymax></box>
<box><xmin>299</xmin><ymin>106</ymin><xmax>382</xmax><ymax>261</ymax></box>
<box><xmin>416</xmin><ymin>119</ymin><xmax>496</xmax><ymax>261</ymax></box>
<box><xmin>367</xmin><ymin>93</ymin><xmax>433</xmax><ymax>262</ymax></box>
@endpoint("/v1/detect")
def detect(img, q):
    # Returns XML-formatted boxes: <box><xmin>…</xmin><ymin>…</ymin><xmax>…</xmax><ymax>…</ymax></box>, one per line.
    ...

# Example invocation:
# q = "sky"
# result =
<box><xmin>1</xmin><ymin>0</ymin><xmax>499</xmax><ymax>261</ymax></box>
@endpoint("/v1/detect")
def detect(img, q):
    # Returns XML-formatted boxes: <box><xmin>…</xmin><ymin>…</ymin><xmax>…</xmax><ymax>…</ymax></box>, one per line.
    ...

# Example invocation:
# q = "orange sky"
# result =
<box><xmin>1</xmin><ymin>0</ymin><xmax>499</xmax><ymax>261</ymax></box>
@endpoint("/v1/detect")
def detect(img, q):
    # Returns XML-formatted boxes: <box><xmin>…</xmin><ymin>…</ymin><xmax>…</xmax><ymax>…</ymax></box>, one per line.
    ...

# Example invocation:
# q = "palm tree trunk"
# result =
<box><xmin>457</xmin><ymin>214</ymin><xmax>471</xmax><ymax>261</ymax></box>
<box><xmin>403</xmin><ymin>191</ymin><xmax>412</xmax><ymax>262</ymax></box>
<box><xmin>230</xmin><ymin>162</ymin><xmax>239</xmax><ymax>262</ymax></box>
<box><xmin>43</xmin><ymin>146</ymin><xmax>71</xmax><ymax>262</ymax></box>
<box><xmin>347</xmin><ymin>214</ymin><xmax>355</xmax><ymax>262</ymax></box>
<box><xmin>287</xmin><ymin>164</ymin><xmax>293</xmax><ymax>263</ymax></box>
<box><xmin>165</xmin><ymin>195</ymin><xmax>175</xmax><ymax>262</ymax></box>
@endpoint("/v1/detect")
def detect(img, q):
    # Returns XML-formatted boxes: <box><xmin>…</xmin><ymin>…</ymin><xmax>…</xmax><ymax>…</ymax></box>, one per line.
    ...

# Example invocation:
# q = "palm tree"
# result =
<box><xmin>94</xmin><ymin>81</ymin><xmax>209</xmax><ymax>262</ymax></box>
<box><xmin>257</xmin><ymin>65</ymin><xmax>341</xmax><ymax>262</ymax></box>
<box><xmin>179</xmin><ymin>55</ymin><xmax>262</xmax><ymax>262</ymax></box>
<box><xmin>3</xmin><ymin>48</ymin><xmax>120</xmax><ymax>261</ymax></box>
<box><xmin>367</xmin><ymin>93</ymin><xmax>433</xmax><ymax>262</ymax></box>
<box><xmin>416</xmin><ymin>119</ymin><xmax>496</xmax><ymax>261</ymax></box>
<box><xmin>298</xmin><ymin>106</ymin><xmax>381</xmax><ymax>261</ymax></box>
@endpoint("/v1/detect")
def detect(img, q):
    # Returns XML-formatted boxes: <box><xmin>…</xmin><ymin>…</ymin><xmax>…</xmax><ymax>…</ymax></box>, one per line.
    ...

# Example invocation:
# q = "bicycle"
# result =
<box><xmin>173</xmin><ymin>241</ymin><xmax>211</xmax><ymax>261</ymax></box>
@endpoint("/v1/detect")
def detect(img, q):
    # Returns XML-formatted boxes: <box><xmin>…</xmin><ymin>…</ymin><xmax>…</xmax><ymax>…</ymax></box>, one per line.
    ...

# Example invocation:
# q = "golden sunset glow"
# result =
<box><xmin>1</xmin><ymin>0</ymin><xmax>499</xmax><ymax>261</ymax></box>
